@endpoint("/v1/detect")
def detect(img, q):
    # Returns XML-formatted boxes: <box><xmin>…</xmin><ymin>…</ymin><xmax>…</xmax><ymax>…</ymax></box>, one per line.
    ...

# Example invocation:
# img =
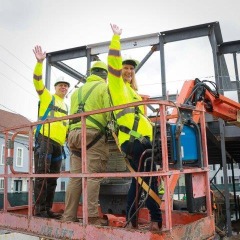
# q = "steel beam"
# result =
<box><xmin>47</xmin><ymin>46</ymin><xmax>87</xmax><ymax>63</ymax></box>
<box><xmin>88</xmin><ymin>33</ymin><xmax>159</xmax><ymax>55</ymax></box>
<box><xmin>219</xmin><ymin>40</ymin><xmax>240</xmax><ymax>54</ymax></box>
<box><xmin>52</xmin><ymin>61</ymin><xmax>86</xmax><ymax>82</ymax></box>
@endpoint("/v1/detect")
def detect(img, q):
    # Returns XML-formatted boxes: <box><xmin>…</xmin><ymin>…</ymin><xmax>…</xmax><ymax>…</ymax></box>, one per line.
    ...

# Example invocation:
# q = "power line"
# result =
<box><xmin>139</xmin><ymin>75</ymin><xmax>240</xmax><ymax>88</ymax></box>
<box><xmin>0</xmin><ymin>71</ymin><xmax>38</xmax><ymax>99</ymax></box>
<box><xmin>0</xmin><ymin>43</ymin><xmax>60</xmax><ymax>83</ymax></box>
<box><xmin>0</xmin><ymin>103</ymin><xmax>35</xmax><ymax>122</ymax></box>
<box><xmin>0</xmin><ymin>45</ymin><xmax>40</xmax><ymax>101</ymax></box>
<box><xmin>0</xmin><ymin>44</ymin><xmax>61</xmax><ymax>93</ymax></box>
<box><xmin>0</xmin><ymin>136</ymin><xmax>29</xmax><ymax>149</ymax></box>
<box><xmin>0</xmin><ymin>58</ymin><xmax>32</xmax><ymax>85</ymax></box>
<box><xmin>0</xmin><ymin>103</ymin><xmax>22</xmax><ymax>116</ymax></box>
<box><xmin>0</xmin><ymin>44</ymin><xmax>33</xmax><ymax>72</ymax></box>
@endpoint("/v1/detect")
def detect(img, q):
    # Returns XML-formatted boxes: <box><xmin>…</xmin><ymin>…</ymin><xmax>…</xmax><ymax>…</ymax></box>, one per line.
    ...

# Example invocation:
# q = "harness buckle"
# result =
<box><xmin>139</xmin><ymin>136</ymin><xmax>148</xmax><ymax>145</ymax></box>
<box><xmin>129</xmin><ymin>130</ymin><xmax>141</xmax><ymax>139</ymax></box>
<box><xmin>77</xmin><ymin>103</ymin><xmax>85</xmax><ymax>113</ymax></box>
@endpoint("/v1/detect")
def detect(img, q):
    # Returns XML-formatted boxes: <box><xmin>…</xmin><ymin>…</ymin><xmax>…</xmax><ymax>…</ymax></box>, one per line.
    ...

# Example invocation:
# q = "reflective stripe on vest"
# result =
<box><xmin>116</xmin><ymin>107</ymin><xmax>136</xmax><ymax>119</ymax></box>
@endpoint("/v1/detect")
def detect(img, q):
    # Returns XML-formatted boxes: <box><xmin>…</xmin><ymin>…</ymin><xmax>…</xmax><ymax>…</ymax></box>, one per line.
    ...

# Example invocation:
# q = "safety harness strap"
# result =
<box><xmin>119</xmin><ymin>126</ymin><xmax>141</xmax><ymax>139</ymax></box>
<box><xmin>118</xmin><ymin>125</ymin><xmax>148</xmax><ymax>146</ymax></box>
<box><xmin>48</xmin><ymin>105</ymin><xmax>68</xmax><ymax>115</ymax></box>
<box><xmin>70</xmin><ymin>82</ymin><xmax>105</xmax><ymax>133</ymax></box>
<box><xmin>79</xmin><ymin>82</ymin><xmax>100</xmax><ymax>108</ymax></box>
<box><xmin>125</xmin><ymin>158</ymin><xmax>161</xmax><ymax>206</ymax></box>
<box><xmin>129</xmin><ymin>111</ymin><xmax>140</xmax><ymax>143</ymax></box>
<box><xmin>35</xmin><ymin>96</ymin><xmax>54</xmax><ymax>138</ymax></box>
<box><xmin>116</xmin><ymin>107</ymin><xmax>135</xmax><ymax>119</ymax></box>
<box><xmin>38</xmin><ymin>96</ymin><xmax>68</xmax><ymax>119</ymax></box>
<box><xmin>111</xmin><ymin>130</ymin><xmax>161</xmax><ymax>207</ymax></box>
<box><xmin>118</xmin><ymin>107</ymin><xmax>149</xmax><ymax>156</ymax></box>
<box><xmin>71</xmin><ymin>131</ymin><xmax>104</xmax><ymax>157</ymax></box>
<box><xmin>117</xmin><ymin>107</ymin><xmax>143</xmax><ymax>140</ymax></box>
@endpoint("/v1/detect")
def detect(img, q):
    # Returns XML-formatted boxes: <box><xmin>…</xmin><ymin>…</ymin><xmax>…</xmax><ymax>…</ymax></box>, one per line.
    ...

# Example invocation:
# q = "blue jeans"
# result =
<box><xmin>121</xmin><ymin>137</ymin><xmax>162</xmax><ymax>224</ymax></box>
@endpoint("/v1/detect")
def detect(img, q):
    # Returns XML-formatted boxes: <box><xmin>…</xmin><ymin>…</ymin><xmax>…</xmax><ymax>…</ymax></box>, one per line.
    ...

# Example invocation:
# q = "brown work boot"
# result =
<box><xmin>88</xmin><ymin>217</ymin><xmax>108</xmax><ymax>226</ymax></box>
<box><xmin>149</xmin><ymin>221</ymin><xmax>162</xmax><ymax>231</ymax></box>
<box><xmin>60</xmin><ymin>216</ymin><xmax>81</xmax><ymax>223</ymax></box>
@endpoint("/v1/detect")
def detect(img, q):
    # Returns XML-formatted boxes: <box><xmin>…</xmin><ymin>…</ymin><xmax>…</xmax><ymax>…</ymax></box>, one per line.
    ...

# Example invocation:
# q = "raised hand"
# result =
<box><xmin>110</xmin><ymin>23</ymin><xmax>122</xmax><ymax>36</ymax></box>
<box><xmin>33</xmin><ymin>45</ymin><xmax>46</xmax><ymax>63</ymax></box>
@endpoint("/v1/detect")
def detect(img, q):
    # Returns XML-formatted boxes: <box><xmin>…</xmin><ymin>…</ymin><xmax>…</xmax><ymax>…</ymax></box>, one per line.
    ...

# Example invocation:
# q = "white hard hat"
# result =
<box><xmin>122</xmin><ymin>57</ymin><xmax>139</xmax><ymax>68</ymax></box>
<box><xmin>54</xmin><ymin>76</ymin><xmax>70</xmax><ymax>87</ymax></box>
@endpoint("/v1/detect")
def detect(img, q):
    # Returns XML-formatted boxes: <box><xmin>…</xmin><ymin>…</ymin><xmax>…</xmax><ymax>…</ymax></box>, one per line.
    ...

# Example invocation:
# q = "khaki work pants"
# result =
<box><xmin>62</xmin><ymin>128</ymin><xmax>109</xmax><ymax>221</ymax></box>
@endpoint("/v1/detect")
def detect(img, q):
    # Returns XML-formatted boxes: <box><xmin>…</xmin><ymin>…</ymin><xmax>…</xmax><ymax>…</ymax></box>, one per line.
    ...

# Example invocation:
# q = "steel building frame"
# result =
<box><xmin>45</xmin><ymin>22</ymin><xmax>240</xmax><ymax>236</ymax></box>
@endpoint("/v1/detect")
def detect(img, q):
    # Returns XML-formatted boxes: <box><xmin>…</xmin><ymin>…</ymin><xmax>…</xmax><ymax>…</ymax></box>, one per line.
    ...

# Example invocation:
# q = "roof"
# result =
<box><xmin>0</xmin><ymin>109</ymin><xmax>32</xmax><ymax>133</ymax></box>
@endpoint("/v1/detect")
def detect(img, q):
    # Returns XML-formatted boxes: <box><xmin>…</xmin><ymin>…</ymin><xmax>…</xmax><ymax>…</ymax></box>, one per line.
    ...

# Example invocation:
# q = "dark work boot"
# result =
<box><xmin>35</xmin><ymin>211</ymin><xmax>51</xmax><ymax>218</ymax></box>
<box><xmin>47</xmin><ymin>210</ymin><xmax>62</xmax><ymax>219</ymax></box>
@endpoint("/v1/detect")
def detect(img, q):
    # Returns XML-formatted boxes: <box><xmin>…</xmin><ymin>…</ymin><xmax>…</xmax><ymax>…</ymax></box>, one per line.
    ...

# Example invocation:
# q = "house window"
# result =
<box><xmin>233</xmin><ymin>163</ymin><xmax>238</xmax><ymax>169</ymax></box>
<box><xmin>14</xmin><ymin>180</ymin><xmax>22</xmax><ymax>192</ymax></box>
<box><xmin>16</xmin><ymin>147</ymin><xmax>23</xmax><ymax>167</ymax></box>
<box><xmin>60</xmin><ymin>181</ymin><xmax>65</xmax><ymax>191</ymax></box>
<box><xmin>0</xmin><ymin>145</ymin><xmax>5</xmax><ymax>165</ymax></box>
<box><xmin>228</xmin><ymin>176</ymin><xmax>232</xmax><ymax>184</ymax></box>
<box><xmin>0</xmin><ymin>178</ymin><xmax>4</xmax><ymax>189</ymax></box>
<box><xmin>235</xmin><ymin>177</ymin><xmax>240</xmax><ymax>183</ymax></box>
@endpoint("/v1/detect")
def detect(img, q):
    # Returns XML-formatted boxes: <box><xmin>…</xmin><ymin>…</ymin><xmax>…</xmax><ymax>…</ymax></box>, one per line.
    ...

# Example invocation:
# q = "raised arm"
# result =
<box><xmin>32</xmin><ymin>45</ymin><xmax>51</xmax><ymax>101</ymax></box>
<box><xmin>110</xmin><ymin>23</ymin><xmax>122</xmax><ymax>36</ymax></box>
<box><xmin>33</xmin><ymin>45</ymin><xmax>46</xmax><ymax>63</ymax></box>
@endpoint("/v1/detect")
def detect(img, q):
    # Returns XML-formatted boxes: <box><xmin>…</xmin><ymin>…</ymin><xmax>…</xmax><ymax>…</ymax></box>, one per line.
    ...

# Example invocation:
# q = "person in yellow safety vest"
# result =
<box><xmin>108</xmin><ymin>24</ymin><xmax>162</xmax><ymax>231</ymax></box>
<box><xmin>33</xmin><ymin>45</ymin><xmax>69</xmax><ymax>219</ymax></box>
<box><xmin>61</xmin><ymin>61</ymin><xmax>110</xmax><ymax>225</ymax></box>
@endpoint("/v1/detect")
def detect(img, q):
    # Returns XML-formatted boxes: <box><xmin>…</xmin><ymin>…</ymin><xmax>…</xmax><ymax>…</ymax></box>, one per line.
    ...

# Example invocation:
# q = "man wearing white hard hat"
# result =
<box><xmin>32</xmin><ymin>45</ymin><xmax>70</xmax><ymax>219</ymax></box>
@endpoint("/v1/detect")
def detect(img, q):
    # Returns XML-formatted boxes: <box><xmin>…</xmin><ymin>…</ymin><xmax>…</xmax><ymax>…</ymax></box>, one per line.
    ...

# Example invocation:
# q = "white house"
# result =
<box><xmin>0</xmin><ymin>109</ymin><xmax>70</xmax><ymax>206</ymax></box>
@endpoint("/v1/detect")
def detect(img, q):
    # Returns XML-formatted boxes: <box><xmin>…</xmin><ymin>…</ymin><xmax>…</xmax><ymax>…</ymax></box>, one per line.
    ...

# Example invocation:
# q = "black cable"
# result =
<box><xmin>0</xmin><ymin>136</ymin><xmax>29</xmax><ymax>149</ymax></box>
<box><xmin>125</xmin><ymin>149</ymin><xmax>150</xmax><ymax>227</ymax></box>
<box><xmin>184</xmin><ymin>79</ymin><xmax>219</xmax><ymax>106</ymax></box>
<box><xmin>124</xmin><ymin>108</ymin><xmax>160</xmax><ymax>228</ymax></box>
<box><xmin>184</xmin><ymin>82</ymin><xmax>206</xmax><ymax>105</ymax></box>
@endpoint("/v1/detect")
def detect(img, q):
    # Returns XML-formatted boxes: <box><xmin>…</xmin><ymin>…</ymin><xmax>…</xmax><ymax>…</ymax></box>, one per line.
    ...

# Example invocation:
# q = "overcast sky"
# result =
<box><xmin>0</xmin><ymin>0</ymin><xmax>240</xmax><ymax>121</ymax></box>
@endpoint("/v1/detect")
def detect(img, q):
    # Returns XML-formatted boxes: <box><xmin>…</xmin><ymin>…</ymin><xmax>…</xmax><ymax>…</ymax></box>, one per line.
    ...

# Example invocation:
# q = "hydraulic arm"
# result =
<box><xmin>177</xmin><ymin>78</ymin><xmax>240</xmax><ymax>124</ymax></box>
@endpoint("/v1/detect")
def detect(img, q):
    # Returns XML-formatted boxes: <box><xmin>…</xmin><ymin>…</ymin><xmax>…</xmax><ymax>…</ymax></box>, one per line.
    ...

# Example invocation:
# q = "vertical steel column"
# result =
<box><xmin>233</xmin><ymin>53</ymin><xmax>240</xmax><ymax>102</ymax></box>
<box><xmin>45</xmin><ymin>57</ymin><xmax>51</xmax><ymax>90</ymax></box>
<box><xmin>159</xmin><ymin>34</ymin><xmax>167</xmax><ymax>100</ymax></box>
<box><xmin>209</xmin><ymin>27</ymin><xmax>223</xmax><ymax>94</ymax></box>
<box><xmin>219</xmin><ymin>118</ymin><xmax>232</xmax><ymax>236</ymax></box>
<box><xmin>86</xmin><ymin>48</ymin><xmax>91</xmax><ymax>77</ymax></box>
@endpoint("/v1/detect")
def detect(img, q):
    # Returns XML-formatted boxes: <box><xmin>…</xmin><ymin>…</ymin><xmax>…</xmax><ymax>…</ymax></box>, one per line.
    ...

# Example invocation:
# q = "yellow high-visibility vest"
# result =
<box><xmin>33</xmin><ymin>62</ymin><xmax>68</xmax><ymax>145</ymax></box>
